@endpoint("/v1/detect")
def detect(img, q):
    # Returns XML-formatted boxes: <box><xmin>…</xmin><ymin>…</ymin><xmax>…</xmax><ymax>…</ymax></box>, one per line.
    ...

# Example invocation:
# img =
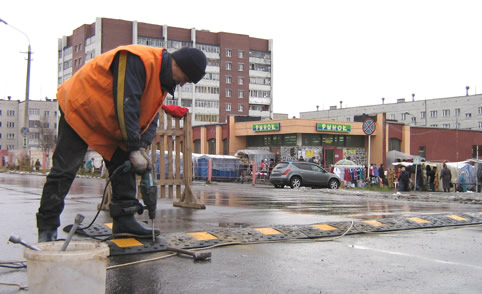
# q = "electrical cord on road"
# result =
<box><xmin>78</xmin><ymin>163</ymin><xmax>127</xmax><ymax>231</ymax></box>
<box><xmin>107</xmin><ymin>220</ymin><xmax>356</xmax><ymax>270</ymax></box>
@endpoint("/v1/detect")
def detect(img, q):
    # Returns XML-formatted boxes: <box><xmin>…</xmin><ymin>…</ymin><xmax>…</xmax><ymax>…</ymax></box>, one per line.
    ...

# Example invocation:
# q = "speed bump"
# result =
<box><xmin>75</xmin><ymin>212</ymin><xmax>482</xmax><ymax>257</ymax></box>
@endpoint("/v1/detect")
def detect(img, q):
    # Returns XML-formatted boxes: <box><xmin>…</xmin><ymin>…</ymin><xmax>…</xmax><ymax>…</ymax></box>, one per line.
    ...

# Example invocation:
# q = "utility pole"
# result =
<box><xmin>0</xmin><ymin>18</ymin><xmax>32</xmax><ymax>155</ymax></box>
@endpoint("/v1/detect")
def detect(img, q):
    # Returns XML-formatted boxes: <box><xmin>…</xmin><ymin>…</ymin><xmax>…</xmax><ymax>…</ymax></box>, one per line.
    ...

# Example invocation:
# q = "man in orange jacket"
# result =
<box><xmin>36</xmin><ymin>45</ymin><xmax>207</xmax><ymax>242</ymax></box>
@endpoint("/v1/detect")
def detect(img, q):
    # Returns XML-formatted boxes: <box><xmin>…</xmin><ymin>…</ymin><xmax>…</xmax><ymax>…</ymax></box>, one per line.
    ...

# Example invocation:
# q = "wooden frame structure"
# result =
<box><xmin>152</xmin><ymin>110</ymin><xmax>205</xmax><ymax>209</ymax></box>
<box><xmin>99</xmin><ymin>110</ymin><xmax>205</xmax><ymax>210</ymax></box>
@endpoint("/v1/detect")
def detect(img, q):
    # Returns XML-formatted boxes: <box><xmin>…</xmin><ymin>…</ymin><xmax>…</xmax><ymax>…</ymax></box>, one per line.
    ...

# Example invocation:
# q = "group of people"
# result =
<box><xmin>395</xmin><ymin>163</ymin><xmax>454</xmax><ymax>192</ymax></box>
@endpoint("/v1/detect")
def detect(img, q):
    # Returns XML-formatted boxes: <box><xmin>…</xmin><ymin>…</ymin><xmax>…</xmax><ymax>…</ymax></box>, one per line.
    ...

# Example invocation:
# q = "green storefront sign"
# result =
<box><xmin>253</xmin><ymin>122</ymin><xmax>280</xmax><ymax>132</ymax></box>
<box><xmin>316</xmin><ymin>123</ymin><xmax>351</xmax><ymax>133</ymax></box>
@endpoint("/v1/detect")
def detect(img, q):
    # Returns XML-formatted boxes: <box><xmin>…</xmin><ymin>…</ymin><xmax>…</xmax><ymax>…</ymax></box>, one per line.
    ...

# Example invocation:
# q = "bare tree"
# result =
<box><xmin>38</xmin><ymin>115</ymin><xmax>56</xmax><ymax>153</ymax></box>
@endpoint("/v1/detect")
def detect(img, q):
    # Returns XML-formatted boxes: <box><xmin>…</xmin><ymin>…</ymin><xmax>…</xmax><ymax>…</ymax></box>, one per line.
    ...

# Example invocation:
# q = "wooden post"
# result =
<box><xmin>173</xmin><ymin>113</ymin><xmax>205</xmax><ymax>209</ymax></box>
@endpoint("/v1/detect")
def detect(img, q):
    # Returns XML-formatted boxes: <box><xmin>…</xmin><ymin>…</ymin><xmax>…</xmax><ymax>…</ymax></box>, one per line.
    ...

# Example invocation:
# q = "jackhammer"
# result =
<box><xmin>122</xmin><ymin>161</ymin><xmax>158</xmax><ymax>243</ymax></box>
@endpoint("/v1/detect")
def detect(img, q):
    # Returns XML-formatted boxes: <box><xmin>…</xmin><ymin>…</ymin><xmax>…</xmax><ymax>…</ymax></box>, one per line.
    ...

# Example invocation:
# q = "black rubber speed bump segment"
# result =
<box><xmin>63</xmin><ymin>222</ymin><xmax>112</xmax><ymax>237</ymax></box>
<box><xmin>107</xmin><ymin>237</ymin><xmax>168</xmax><ymax>256</ymax></box>
<box><xmin>207</xmin><ymin>229</ymin><xmax>245</xmax><ymax>243</ymax></box>
<box><xmin>163</xmin><ymin>232</ymin><xmax>219</xmax><ymax>249</ymax></box>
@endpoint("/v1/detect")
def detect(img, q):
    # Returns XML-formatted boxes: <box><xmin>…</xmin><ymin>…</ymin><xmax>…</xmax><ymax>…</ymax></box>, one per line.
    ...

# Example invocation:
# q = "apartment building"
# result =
<box><xmin>0</xmin><ymin>98</ymin><xmax>58</xmax><ymax>151</ymax></box>
<box><xmin>57</xmin><ymin>17</ymin><xmax>273</xmax><ymax>126</ymax></box>
<box><xmin>300</xmin><ymin>94</ymin><xmax>482</xmax><ymax>130</ymax></box>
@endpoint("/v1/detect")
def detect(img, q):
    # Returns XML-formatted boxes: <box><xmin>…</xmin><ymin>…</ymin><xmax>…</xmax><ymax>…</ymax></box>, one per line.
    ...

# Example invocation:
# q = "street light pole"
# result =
<box><xmin>0</xmin><ymin>18</ymin><xmax>31</xmax><ymax>155</ymax></box>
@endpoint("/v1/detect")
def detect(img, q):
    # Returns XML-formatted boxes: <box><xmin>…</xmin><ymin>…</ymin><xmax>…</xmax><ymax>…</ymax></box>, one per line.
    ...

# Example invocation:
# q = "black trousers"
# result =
<box><xmin>36</xmin><ymin>113</ymin><xmax>138</xmax><ymax>231</ymax></box>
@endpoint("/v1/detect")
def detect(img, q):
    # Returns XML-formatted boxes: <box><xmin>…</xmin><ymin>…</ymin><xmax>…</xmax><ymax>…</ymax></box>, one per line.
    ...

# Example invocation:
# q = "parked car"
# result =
<box><xmin>269</xmin><ymin>161</ymin><xmax>341</xmax><ymax>189</ymax></box>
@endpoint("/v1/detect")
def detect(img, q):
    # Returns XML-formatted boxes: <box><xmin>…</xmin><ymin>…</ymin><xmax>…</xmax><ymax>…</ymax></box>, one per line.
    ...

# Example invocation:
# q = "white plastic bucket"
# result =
<box><xmin>24</xmin><ymin>240</ymin><xmax>110</xmax><ymax>294</ymax></box>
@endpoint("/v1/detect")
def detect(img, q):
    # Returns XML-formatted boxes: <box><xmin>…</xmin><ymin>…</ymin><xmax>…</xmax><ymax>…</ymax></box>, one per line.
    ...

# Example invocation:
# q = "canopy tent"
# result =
<box><xmin>234</xmin><ymin>149</ymin><xmax>275</xmax><ymax>167</ymax></box>
<box><xmin>333</xmin><ymin>158</ymin><xmax>363</xmax><ymax>169</ymax></box>
<box><xmin>386</xmin><ymin>150</ymin><xmax>415</xmax><ymax>168</ymax></box>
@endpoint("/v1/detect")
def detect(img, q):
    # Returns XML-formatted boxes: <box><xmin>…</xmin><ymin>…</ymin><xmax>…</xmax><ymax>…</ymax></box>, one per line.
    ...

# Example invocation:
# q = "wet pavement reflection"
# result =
<box><xmin>0</xmin><ymin>173</ymin><xmax>480</xmax><ymax>223</ymax></box>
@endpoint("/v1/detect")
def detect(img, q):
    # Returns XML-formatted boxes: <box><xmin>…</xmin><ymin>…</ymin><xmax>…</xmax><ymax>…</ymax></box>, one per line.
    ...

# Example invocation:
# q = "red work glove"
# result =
<box><xmin>162</xmin><ymin>105</ymin><xmax>189</xmax><ymax>118</ymax></box>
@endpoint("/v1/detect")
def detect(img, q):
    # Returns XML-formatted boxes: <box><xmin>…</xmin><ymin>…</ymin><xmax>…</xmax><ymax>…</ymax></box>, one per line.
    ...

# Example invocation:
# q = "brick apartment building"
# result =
<box><xmin>57</xmin><ymin>17</ymin><xmax>273</xmax><ymax>126</ymax></box>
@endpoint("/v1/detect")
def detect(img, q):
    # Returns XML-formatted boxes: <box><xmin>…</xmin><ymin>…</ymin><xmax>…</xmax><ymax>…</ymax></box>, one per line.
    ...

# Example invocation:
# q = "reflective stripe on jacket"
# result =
<box><xmin>57</xmin><ymin>45</ymin><xmax>167</xmax><ymax>160</ymax></box>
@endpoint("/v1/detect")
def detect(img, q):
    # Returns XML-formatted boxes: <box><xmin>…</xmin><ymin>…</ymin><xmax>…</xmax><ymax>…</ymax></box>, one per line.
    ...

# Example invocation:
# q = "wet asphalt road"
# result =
<box><xmin>0</xmin><ymin>172</ymin><xmax>481</xmax><ymax>293</ymax></box>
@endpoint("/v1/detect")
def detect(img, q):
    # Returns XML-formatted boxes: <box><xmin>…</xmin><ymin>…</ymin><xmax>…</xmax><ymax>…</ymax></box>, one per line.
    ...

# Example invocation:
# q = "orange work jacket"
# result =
<box><xmin>57</xmin><ymin>45</ymin><xmax>167</xmax><ymax>160</ymax></box>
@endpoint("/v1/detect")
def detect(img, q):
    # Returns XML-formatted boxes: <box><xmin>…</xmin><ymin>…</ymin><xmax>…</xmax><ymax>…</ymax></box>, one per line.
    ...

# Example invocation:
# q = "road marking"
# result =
<box><xmin>111</xmin><ymin>238</ymin><xmax>143</xmax><ymax>248</ymax></box>
<box><xmin>254</xmin><ymin>228</ymin><xmax>282</xmax><ymax>235</ymax></box>
<box><xmin>363</xmin><ymin>220</ymin><xmax>386</xmax><ymax>227</ymax></box>
<box><xmin>188</xmin><ymin>232</ymin><xmax>218</xmax><ymax>240</ymax></box>
<box><xmin>447</xmin><ymin>215</ymin><xmax>467</xmax><ymax>221</ymax></box>
<box><xmin>312</xmin><ymin>224</ymin><xmax>338</xmax><ymax>231</ymax></box>
<box><xmin>408</xmin><ymin>217</ymin><xmax>430</xmax><ymax>223</ymax></box>
<box><xmin>351</xmin><ymin>245</ymin><xmax>482</xmax><ymax>270</ymax></box>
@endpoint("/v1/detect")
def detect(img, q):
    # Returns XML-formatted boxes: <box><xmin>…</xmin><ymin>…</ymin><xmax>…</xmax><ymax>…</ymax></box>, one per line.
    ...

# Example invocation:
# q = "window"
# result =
<box><xmin>208</xmin><ymin>139</ymin><xmax>216</xmax><ymax>154</ymax></box>
<box><xmin>455</xmin><ymin>122</ymin><xmax>461</xmax><ymax>129</ymax></box>
<box><xmin>7</xmin><ymin>110</ymin><xmax>15</xmax><ymax>116</ymax></box>
<box><xmin>223</xmin><ymin>139</ymin><xmax>228</xmax><ymax>155</ymax></box>
<box><xmin>238</xmin><ymin>77</ymin><xmax>244</xmax><ymax>85</ymax></box>
<box><xmin>389</xmin><ymin>114</ymin><xmax>395</xmax><ymax>120</ymax></box>
<box><xmin>6</xmin><ymin>122</ymin><xmax>14</xmax><ymax>128</ymax></box>
<box><xmin>226</xmin><ymin>103</ymin><xmax>231</xmax><ymax>111</ymax></box>
<box><xmin>238</xmin><ymin>50</ymin><xmax>244</xmax><ymax>58</ymax></box>
<box><xmin>455</xmin><ymin>108</ymin><xmax>460</xmax><ymax>116</ymax></box>
<box><xmin>420</xmin><ymin>111</ymin><xmax>426</xmax><ymax>119</ymax></box>
<box><xmin>466</xmin><ymin>113</ymin><xmax>472</xmax><ymax>118</ymax></box>
<box><xmin>430</xmin><ymin>111</ymin><xmax>437</xmax><ymax>118</ymax></box>
<box><xmin>411</xmin><ymin>117</ymin><xmax>416</xmax><ymax>123</ymax></box>
<box><xmin>346</xmin><ymin>117</ymin><xmax>351</xmax><ymax>122</ymax></box>
<box><xmin>442</xmin><ymin>109</ymin><xmax>450</xmax><ymax>117</ymax></box>
<box><xmin>418</xmin><ymin>146</ymin><xmax>426</xmax><ymax>159</ymax></box>
<box><xmin>442</xmin><ymin>123</ymin><xmax>450</xmax><ymax>128</ymax></box>
<box><xmin>479</xmin><ymin>107</ymin><xmax>482</xmax><ymax>115</ymax></box>
<box><xmin>29</xmin><ymin>108</ymin><xmax>40</xmax><ymax>115</ymax></box>
<box><xmin>238</xmin><ymin>90</ymin><xmax>244</xmax><ymax>98</ymax></box>
<box><xmin>401</xmin><ymin>113</ymin><xmax>407</xmax><ymax>120</ymax></box>
<box><xmin>430</xmin><ymin>124</ymin><xmax>438</xmax><ymax>127</ymax></box>
<box><xmin>302</xmin><ymin>134</ymin><xmax>321</xmax><ymax>146</ymax></box>
<box><xmin>7</xmin><ymin>133</ymin><xmax>15</xmax><ymax>139</ymax></box>
<box><xmin>226</xmin><ymin>49</ymin><xmax>232</xmax><ymax>57</ymax></box>
<box><xmin>194</xmin><ymin>140</ymin><xmax>201</xmax><ymax>153</ymax></box>
<box><xmin>389</xmin><ymin>138</ymin><xmax>401</xmax><ymax>151</ymax></box>
<box><xmin>226</xmin><ymin>62</ymin><xmax>232</xmax><ymax>70</ymax></box>
<box><xmin>238</xmin><ymin>104</ymin><xmax>244</xmax><ymax>112</ymax></box>
<box><xmin>226</xmin><ymin>76</ymin><xmax>232</xmax><ymax>84</ymax></box>
<box><xmin>225</xmin><ymin>89</ymin><xmax>232</xmax><ymax>97</ymax></box>
<box><xmin>479</xmin><ymin>122</ymin><xmax>482</xmax><ymax>128</ymax></box>
<box><xmin>238</xmin><ymin>63</ymin><xmax>244</xmax><ymax>71</ymax></box>
<box><xmin>44</xmin><ymin>111</ymin><xmax>50</xmax><ymax>117</ymax></box>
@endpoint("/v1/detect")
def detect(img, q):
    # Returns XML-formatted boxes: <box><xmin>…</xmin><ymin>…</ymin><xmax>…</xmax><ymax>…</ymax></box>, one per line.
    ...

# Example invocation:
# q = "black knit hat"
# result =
<box><xmin>171</xmin><ymin>47</ymin><xmax>207</xmax><ymax>84</ymax></box>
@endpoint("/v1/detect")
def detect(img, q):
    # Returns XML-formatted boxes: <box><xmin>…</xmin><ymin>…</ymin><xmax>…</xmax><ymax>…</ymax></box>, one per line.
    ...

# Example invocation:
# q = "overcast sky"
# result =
<box><xmin>1</xmin><ymin>0</ymin><xmax>482</xmax><ymax>117</ymax></box>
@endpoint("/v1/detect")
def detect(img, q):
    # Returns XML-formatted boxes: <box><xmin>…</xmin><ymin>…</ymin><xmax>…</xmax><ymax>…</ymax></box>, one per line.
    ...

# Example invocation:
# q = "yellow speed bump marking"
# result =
<box><xmin>254</xmin><ymin>228</ymin><xmax>282</xmax><ymax>235</ymax></box>
<box><xmin>363</xmin><ymin>220</ymin><xmax>386</xmax><ymax>227</ymax></box>
<box><xmin>408</xmin><ymin>217</ymin><xmax>430</xmax><ymax>224</ymax></box>
<box><xmin>104</xmin><ymin>223</ymin><xmax>113</xmax><ymax>229</ymax></box>
<box><xmin>111</xmin><ymin>238</ymin><xmax>143</xmax><ymax>248</ymax></box>
<box><xmin>312</xmin><ymin>224</ymin><xmax>337</xmax><ymax>231</ymax></box>
<box><xmin>187</xmin><ymin>232</ymin><xmax>218</xmax><ymax>241</ymax></box>
<box><xmin>447</xmin><ymin>215</ymin><xmax>467</xmax><ymax>221</ymax></box>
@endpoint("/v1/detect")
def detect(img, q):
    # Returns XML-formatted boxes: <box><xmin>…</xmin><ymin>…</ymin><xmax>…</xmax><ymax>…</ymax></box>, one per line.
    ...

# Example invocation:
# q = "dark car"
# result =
<box><xmin>269</xmin><ymin>161</ymin><xmax>341</xmax><ymax>189</ymax></box>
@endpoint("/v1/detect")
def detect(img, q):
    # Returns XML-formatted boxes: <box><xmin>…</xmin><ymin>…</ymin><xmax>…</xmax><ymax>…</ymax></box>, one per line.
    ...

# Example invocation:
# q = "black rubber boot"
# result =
<box><xmin>113</xmin><ymin>215</ymin><xmax>160</xmax><ymax>238</ymax></box>
<box><xmin>38</xmin><ymin>229</ymin><xmax>57</xmax><ymax>242</ymax></box>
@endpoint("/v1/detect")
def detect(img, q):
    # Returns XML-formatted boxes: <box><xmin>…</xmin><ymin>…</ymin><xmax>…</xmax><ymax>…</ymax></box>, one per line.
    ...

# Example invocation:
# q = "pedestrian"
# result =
<box><xmin>440</xmin><ymin>163</ymin><xmax>452</xmax><ymax>192</ymax></box>
<box><xmin>35</xmin><ymin>159</ymin><xmax>41</xmax><ymax>171</ymax></box>
<box><xmin>378</xmin><ymin>164</ymin><xmax>385</xmax><ymax>186</ymax></box>
<box><xmin>36</xmin><ymin>45</ymin><xmax>207</xmax><ymax>242</ymax></box>
<box><xmin>428</xmin><ymin>166</ymin><xmax>436</xmax><ymax>192</ymax></box>
<box><xmin>398</xmin><ymin>166</ymin><xmax>410</xmax><ymax>192</ymax></box>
